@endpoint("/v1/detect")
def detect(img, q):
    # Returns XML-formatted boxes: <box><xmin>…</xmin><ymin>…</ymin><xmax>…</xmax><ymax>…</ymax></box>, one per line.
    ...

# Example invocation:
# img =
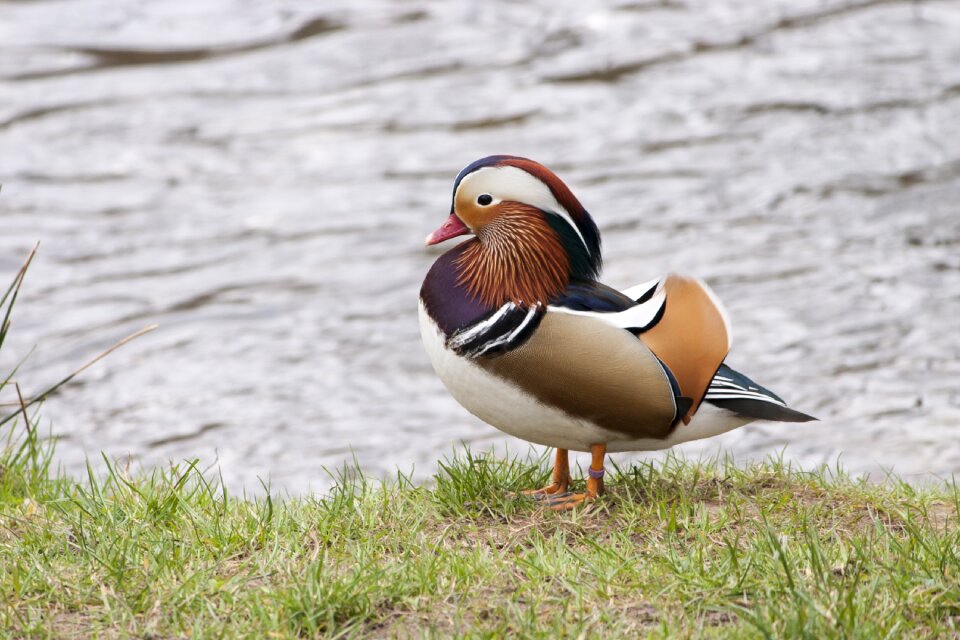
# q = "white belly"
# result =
<box><xmin>418</xmin><ymin>302</ymin><xmax>752</xmax><ymax>452</ymax></box>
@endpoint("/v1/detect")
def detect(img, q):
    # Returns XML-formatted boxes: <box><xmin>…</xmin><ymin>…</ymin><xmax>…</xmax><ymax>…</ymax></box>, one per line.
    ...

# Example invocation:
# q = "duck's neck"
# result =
<box><xmin>455</xmin><ymin>207</ymin><xmax>571</xmax><ymax>308</ymax></box>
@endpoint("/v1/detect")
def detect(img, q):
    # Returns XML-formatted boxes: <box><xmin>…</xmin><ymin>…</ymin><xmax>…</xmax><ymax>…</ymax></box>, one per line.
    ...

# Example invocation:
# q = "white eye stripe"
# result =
<box><xmin>456</xmin><ymin>166</ymin><xmax>590</xmax><ymax>255</ymax></box>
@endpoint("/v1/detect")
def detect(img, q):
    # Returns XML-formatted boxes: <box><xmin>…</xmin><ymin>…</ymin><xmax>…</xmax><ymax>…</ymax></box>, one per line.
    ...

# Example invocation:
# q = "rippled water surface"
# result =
<box><xmin>1</xmin><ymin>0</ymin><xmax>959</xmax><ymax>492</ymax></box>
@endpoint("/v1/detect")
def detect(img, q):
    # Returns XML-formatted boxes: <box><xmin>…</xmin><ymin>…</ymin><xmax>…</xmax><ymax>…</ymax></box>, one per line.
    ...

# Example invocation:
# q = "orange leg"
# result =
<box><xmin>523</xmin><ymin>448</ymin><xmax>570</xmax><ymax>499</ymax></box>
<box><xmin>547</xmin><ymin>443</ymin><xmax>606</xmax><ymax>510</ymax></box>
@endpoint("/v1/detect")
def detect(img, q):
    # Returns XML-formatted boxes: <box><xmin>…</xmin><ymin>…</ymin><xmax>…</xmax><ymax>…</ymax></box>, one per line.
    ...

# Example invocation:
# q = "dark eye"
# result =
<box><xmin>477</xmin><ymin>194</ymin><xmax>493</xmax><ymax>206</ymax></box>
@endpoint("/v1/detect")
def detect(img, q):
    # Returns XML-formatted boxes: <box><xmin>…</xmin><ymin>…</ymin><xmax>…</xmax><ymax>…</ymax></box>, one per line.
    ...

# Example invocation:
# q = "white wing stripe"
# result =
<box><xmin>547</xmin><ymin>287</ymin><xmax>665</xmax><ymax>331</ymax></box>
<box><xmin>621</xmin><ymin>278</ymin><xmax>661</xmax><ymax>302</ymax></box>
<box><xmin>704</xmin><ymin>390</ymin><xmax>787</xmax><ymax>407</ymax></box>
<box><xmin>709</xmin><ymin>380</ymin><xmax>761</xmax><ymax>391</ymax></box>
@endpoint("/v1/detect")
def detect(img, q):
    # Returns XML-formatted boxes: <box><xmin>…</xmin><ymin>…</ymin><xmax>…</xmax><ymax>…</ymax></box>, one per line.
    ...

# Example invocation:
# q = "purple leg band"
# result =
<box><xmin>588</xmin><ymin>467</ymin><xmax>605</xmax><ymax>479</ymax></box>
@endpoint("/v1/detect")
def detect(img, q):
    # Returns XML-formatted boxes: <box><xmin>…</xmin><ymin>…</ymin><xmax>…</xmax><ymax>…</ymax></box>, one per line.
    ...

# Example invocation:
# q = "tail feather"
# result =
<box><xmin>704</xmin><ymin>363</ymin><xmax>817</xmax><ymax>423</ymax></box>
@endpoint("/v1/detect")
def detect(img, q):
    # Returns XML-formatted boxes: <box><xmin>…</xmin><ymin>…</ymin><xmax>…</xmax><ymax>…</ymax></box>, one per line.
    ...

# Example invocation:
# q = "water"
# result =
<box><xmin>1</xmin><ymin>0</ymin><xmax>958</xmax><ymax>493</ymax></box>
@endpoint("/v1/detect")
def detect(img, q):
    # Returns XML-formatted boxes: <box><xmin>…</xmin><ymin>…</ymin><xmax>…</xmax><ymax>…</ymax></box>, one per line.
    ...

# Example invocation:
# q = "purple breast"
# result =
<box><xmin>420</xmin><ymin>242</ymin><xmax>494</xmax><ymax>337</ymax></box>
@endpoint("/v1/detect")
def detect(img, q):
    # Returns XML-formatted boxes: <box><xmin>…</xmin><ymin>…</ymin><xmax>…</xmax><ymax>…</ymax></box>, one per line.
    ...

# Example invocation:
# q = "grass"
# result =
<box><xmin>2</xmin><ymin>252</ymin><xmax>959</xmax><ymax>638</ymax></box>
<box><xmin>1</xmin><ymin>434</ymin><xmax>959</xmax><ymax>638</ymax></box>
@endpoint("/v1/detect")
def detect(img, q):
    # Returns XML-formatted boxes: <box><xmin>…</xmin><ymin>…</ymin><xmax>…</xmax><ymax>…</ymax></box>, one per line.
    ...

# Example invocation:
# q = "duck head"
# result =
<box><xmin>425</xmin><ymin>155</ymin><xmax>602</xmax><ymax>307</ymax></box>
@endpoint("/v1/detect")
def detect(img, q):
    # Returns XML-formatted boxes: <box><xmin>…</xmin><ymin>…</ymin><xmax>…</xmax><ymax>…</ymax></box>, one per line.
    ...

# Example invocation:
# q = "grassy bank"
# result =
<box><xmin>1</xmin><ymin>427</ymin><xmax>959</xmax><ymax>639</ymax></box>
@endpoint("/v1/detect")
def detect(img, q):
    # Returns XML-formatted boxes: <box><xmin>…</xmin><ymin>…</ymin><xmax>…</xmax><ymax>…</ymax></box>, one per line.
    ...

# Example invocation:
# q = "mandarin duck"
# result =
<box><xmin>419</xmin><ymin>155</ymin><xmax>815</xmax><ymax>509</ymax></box>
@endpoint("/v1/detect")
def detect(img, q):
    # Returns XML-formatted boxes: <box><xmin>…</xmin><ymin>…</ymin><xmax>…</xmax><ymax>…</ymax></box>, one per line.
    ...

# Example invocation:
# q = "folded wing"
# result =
<box><xmin>550</xmin><ymin>274</ymin><xmax>731</xmax><ymax>425</ymax></box>
<box><xmin>478</xmin><ymin>311</ymin><xmax>681</xmax><ymax>439</ymax></box>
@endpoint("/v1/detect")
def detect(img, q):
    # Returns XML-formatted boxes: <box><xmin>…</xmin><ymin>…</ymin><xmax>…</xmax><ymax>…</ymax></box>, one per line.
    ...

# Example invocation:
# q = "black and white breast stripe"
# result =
<box><xmin>447</xmin><ymin>302</ymin><xmax>544</xmax><ymax>358</ymax></box>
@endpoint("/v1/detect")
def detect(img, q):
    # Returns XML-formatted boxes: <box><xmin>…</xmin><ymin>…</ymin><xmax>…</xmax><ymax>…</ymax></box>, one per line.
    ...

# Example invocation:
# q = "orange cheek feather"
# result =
<box><xmin>454</xmin><ymin>193</ymin><xmax>500</xmax><ymax>232</ymax></box>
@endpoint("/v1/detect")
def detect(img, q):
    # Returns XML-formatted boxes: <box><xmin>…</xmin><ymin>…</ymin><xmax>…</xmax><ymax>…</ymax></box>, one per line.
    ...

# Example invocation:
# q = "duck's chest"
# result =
<box><xmin>418</xmin><ymin>246</ymin><xmax>619</xmax><ymax>451</ymax></box>
<box><xmin>418</xmin><ymin>301</ymin><xmax>598</xmax><ymax>450</ymax></box>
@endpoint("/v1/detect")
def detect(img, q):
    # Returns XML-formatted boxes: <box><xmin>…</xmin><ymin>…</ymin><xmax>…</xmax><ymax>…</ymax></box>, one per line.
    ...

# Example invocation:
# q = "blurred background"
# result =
<box><xmin>1</xmin><ymin>0</ymin><xmax>958</xmax><ymax>493</ymax></box>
